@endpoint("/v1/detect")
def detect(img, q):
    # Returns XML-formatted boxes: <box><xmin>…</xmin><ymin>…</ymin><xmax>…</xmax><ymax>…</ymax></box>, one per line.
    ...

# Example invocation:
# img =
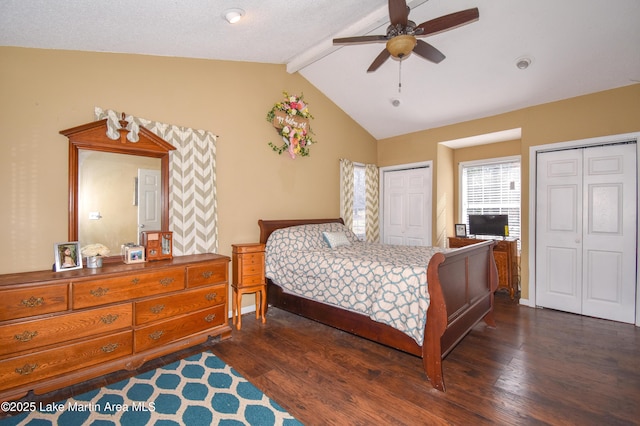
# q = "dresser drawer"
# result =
<box><xmin>0</xmin><ymin>330</ymin><xmax>132</xmax><ymax>392</ymax></box>
<box><xmin>0</xmin><ymin>304</ymin><xmax>132</xmax><ymax>358</ymax></box>
<box><xmin>0</xmin><ymin>284</ymin><xmax>68</xmax><ymax>322</ymax></box>
<box><xmin>134</xmin><ymin>305</ymin><xmax>226</xmax><ymax>352</ymax></box>
<box><xmin>135</xmin><ymin>284</ymin><xmax>226</xmax><ymax>325</ymax></box>
<box><xmin>186</xmin><ymin>261</ymin><xmax>228</xmax><ymax>288</ymax></box>
<box><xmin>73</xmin><ymin>268</ymin><xmax>185</xmax><ymax>309</ymax></box>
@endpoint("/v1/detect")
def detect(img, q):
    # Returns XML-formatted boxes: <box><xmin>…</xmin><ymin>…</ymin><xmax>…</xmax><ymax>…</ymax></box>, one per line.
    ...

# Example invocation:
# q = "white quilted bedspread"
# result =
<box><xmin>265</xmin><ymin>223</ymin><xmax>448</xmax><ymax>345</ymax></box>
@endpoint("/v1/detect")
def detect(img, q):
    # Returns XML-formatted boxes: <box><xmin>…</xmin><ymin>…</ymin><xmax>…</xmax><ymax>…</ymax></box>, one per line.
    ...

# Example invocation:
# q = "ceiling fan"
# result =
<box><xmin>333</xmin><ymin>0</ymin><xmax>479</xmax><ymax>72</ymax></box>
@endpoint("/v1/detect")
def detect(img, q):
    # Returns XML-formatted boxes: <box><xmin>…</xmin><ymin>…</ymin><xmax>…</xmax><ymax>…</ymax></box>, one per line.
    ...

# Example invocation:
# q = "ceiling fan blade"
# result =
<box><xmin>413</xmin><ymin>40</ymin><xmax>445</xmax><ymax>64</ymax></box>
<box><xmin>367</xmin><ymin>49</ymin><xmax>391</xmax><ymax>72</ymax></box>
<box><xmin>333</xmin><ymin>35</ymin><xmax>388</xmax><ymax>45</ymax></box>
<box><xmin>415</xmin><ymin>8</ymin><xmax>479</xmax><ymax>37</ymax></box>
<box><xmin>388</xmin><ymin>0</ymin><xmax>409</xmax><ymax>26</ymax></box>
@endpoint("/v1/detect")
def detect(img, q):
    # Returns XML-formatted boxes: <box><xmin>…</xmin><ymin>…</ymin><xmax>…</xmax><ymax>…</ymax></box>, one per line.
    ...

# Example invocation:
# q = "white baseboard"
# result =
<box><xmin>519</xmin><ymin>297</ymin><xmax>533</xmax><ymax>307</ymax></box>
<box><xmin>227</xmin><ymin>304</ymin><xmax>258</xmax><ymax>319</ymax></box>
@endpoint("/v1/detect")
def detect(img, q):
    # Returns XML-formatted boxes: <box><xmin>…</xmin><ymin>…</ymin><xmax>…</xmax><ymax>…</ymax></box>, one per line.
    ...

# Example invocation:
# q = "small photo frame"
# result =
<box><xmin>54</xmin><ymin>242</ymin><xmax>83</xmax><ymax>271</ymax></box>
<box><xmin>123</xmin><ymin>245</ymin><xmax>146</xmax><ymax>264</ymax></box>
<box><xmin>455</xmin><ymin>224</ymin><xmax>467</xmax><ymax>238</ymax></box>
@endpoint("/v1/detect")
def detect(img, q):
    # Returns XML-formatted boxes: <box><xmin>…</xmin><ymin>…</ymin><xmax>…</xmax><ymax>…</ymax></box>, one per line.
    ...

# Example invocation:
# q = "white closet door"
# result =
<box><xmin>581</xmin><ymin>144</ymin><xmax>636</xmax><ymax>322</ymax></box>
<box><xmin>382</xmin><ymin>167</ymin><xmax>431</xmax><ymax>246</ymax></box>
<box><xmin>536</xmin><ymin>143</ymin><xmax>636</xmax><ymax>323</ymax></box>
<box><xmin>536</xmin><ymin>149</ymin><xmax>583</xmax><ymax>314</ymax></box>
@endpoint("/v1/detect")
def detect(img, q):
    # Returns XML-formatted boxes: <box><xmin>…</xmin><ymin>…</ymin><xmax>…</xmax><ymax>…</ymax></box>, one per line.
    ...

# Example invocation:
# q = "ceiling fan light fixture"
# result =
<box><xmin>223</xmin><ymin>8</ymin><xmax>245</xmax><ymax>24</ymax></box>
<box><xmin>386</xmin><ymin>35</ymin><xmax>417</xmax><ymax>59</ymax></box>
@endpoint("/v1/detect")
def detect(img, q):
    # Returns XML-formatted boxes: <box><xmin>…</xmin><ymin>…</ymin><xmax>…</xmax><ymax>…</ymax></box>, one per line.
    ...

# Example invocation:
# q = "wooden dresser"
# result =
<box><xmin>448</xmin><ymin>237</ymin><xmax>519</xmax><ymax>299</ymax></box>
<box><xmin>0</xmin><ymin>253</ymin><xmax>231</xmax><ymax>403</ymax></box>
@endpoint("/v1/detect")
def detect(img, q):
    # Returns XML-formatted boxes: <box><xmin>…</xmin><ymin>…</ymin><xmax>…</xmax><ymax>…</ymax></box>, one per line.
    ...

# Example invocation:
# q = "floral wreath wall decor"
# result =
<box><xmin>267</xmin><ymin>92</ymin><xmax>316</xmax><ymax>159</ymax></box>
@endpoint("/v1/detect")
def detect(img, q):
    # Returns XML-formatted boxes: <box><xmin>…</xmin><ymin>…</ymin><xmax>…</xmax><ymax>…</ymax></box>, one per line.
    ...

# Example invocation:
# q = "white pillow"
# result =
<box><xmin>322</xmin><ymin>231</ymin><xmax>351</xmax><ymax>248</ymax></box>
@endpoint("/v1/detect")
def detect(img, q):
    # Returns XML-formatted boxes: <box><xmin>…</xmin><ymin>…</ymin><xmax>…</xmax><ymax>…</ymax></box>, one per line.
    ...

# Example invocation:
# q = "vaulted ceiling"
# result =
<box><xmin>2</xmin><ymin>0</ymin><xmax>639</xmax><ymax>140</ymax></box>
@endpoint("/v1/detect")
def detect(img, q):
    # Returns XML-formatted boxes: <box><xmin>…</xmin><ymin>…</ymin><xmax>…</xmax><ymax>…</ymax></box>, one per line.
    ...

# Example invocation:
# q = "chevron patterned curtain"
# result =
<box><xmin>339</xmin><ymin>159</ymin><xmax>354</xmax><ymax>230</ymax></box>
<box><xmin>95</xmin><ymin>108</ymin><xmax>218</xmax><ymax>255</ymax></box>
<box><xmin>365</xmin><ymin>164</ymin><xmax>380</xmax><ymax>242</ymax></box>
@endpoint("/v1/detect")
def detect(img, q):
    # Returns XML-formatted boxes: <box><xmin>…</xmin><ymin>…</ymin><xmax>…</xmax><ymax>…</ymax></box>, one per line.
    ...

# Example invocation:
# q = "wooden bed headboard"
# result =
<box><xmin>258</xmin><ymin>218</ymin><xmax>344</xmax><ymax>244</ymax></box>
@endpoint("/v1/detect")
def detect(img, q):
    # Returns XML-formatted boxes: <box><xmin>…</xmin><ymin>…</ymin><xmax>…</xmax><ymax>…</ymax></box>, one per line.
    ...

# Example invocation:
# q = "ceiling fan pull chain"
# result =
<box><xmin>398</xmin><ymin>60</ymin><xmax>402</xmax><ymax>93</ymax></box>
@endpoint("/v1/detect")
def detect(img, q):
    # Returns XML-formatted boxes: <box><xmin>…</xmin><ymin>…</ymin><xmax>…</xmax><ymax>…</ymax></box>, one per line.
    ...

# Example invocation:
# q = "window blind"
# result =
<box><xmin>461</xmin><ymin>158</ymin><xmax>521</xmax><ymax>244</ymax></box>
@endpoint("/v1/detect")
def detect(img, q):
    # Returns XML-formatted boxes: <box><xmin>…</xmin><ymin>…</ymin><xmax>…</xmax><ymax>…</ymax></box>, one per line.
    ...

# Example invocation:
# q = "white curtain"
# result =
<box><xmin>95</xmin><ymin>108</ymin><xmax>218</xmax><ymax>255</ymax></box>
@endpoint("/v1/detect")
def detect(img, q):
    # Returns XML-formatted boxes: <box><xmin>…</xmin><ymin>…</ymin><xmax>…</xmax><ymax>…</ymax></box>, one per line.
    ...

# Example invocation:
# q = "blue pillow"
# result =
<box><xmin>322</xmin><ymin>231</ymin><xmax>351</xmax><ymax>248</ymax></box>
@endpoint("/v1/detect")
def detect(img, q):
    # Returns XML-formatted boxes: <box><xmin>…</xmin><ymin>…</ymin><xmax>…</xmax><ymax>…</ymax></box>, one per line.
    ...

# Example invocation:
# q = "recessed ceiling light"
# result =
<box><xmin>516</xmin><ymin>57</ymin><xmax>532</xmax><ymax>70</ymax></box>
<box><xmin>224</xmin><ymin>8</ymin><xmax>245</xmax><ymax>24</ymax></box>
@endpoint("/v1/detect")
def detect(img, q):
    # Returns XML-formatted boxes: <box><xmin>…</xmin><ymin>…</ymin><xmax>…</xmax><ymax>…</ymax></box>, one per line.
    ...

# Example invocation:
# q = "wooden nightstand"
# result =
<box><xmin>232</xmin><ymin>243</ymin><xmax>267</xmax><ymax>330</ymax></box>
<box><xmin>448</xmin><ymin>237</ymin><xmax>519</xmax><ymax>299</ymax></box>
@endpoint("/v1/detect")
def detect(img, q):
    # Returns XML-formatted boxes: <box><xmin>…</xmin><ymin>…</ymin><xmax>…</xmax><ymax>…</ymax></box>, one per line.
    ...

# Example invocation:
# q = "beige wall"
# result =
<box><xmin>0</xmin><ymin>47</ymin><xmax>377</xmax><ymax>284</ymax></box>
<box><xmin>2</xmin><ymin>46</ymin><xmax>638</xmax><ymax>305</ymax></box>
<box><xmin>377</xmin><ymin>84</ymin><xmax>640</xmax><ymax>300</ymax></box>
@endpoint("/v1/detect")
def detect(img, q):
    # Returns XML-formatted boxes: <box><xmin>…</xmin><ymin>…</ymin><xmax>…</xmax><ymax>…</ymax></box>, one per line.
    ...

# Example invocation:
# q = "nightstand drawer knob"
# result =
<box><xmin>204</xmin><ymin>314</ymin><xmax>217</xmax><ymax>323</ymax></box>
<box><xmin>206</xmin><ymin>292</ymin><xmax>218</xmax><ymax>301</ymax></box>
<box><xmin>201</xmin><ymin>271</ymin><xmax>213</xmax><ymax>279</ymax></box>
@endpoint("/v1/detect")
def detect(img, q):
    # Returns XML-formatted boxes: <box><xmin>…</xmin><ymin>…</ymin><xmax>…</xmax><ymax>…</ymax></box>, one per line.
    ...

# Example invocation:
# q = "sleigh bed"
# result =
<box><xmin>258</xmin><ymin>218</ymin><xmax>498</xmax><ymax>391</ymax></box>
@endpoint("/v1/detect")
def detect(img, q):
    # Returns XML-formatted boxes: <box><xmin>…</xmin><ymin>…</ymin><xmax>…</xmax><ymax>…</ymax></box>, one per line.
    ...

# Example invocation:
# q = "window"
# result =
<box><xmin>340</xmin><ymin>159</ymin><xmax>379</xmax><ymax>242</ymax></box>
<box><xmin>460</xmin><ymin>157</ymin><xmax>521</xmax><ymax>245</ymax></box>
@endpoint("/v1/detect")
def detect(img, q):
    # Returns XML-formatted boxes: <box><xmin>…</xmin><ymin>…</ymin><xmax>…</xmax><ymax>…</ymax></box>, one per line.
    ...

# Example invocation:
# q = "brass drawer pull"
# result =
<box><xmin>149</xmin><ymin>330</ymin><xmax>164</xmax><ymax>340</ymax></box>
<box><xmin>21</xmin><ymin>296</ymin><xmax>44</xmax><ymax>308</ymax></box>
<box><xmin>15</xmin><ymin>363</ymin><xmax>38</xmax><ymax>375</ymax></box>
<box><xmin>204</xmin><ymin>314</ymin><xmax>217</xmax><ymax>323</ymax></box>
<box><xmin>150</xmin><ymin>304</ymin><xmax>165</xmax><ymax>314</ymax></box>
<box><xmin>130</xmin><ymin>278</ymin><xmax>140</xmax><ymax>285</ymax></box>
<box><xmin>205</xmin><ymin>292</ymin><xmax>218</xmax><ymax>301</ymax></box>
<box><xmin>90</xmin><ymin>287</ymin><xmax>109</xmax><ymax>297</ymax></box>
<box><xmin>100</xmin><ymin>314</ymin><xmax>119</xmax><ymax>324</ymax></box>
<box><xmin>159</xmin><ymin>277</ymin><xmax>175</xmax><ymax>287</ymax></box>
<box><xmin>201</xmin><ymin>271</ymin><xmax>213</xmax><ymax>279</ymax></box>
<box><xmin>101</xmin><ymin>343</ymin><xmax>119</xmax><ymax>353</ymax></box>
<box><xmin>15</xmin><ymin>330</ymin><xmax>39</xmax><ymax>342</ymax></box>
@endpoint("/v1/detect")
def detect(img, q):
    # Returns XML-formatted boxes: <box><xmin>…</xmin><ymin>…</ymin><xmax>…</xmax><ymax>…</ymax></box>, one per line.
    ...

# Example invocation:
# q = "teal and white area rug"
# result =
<box><xmin>1</xmin><ymin>352</ymin><xmax>302</xmax><ymax>426</ymax></box>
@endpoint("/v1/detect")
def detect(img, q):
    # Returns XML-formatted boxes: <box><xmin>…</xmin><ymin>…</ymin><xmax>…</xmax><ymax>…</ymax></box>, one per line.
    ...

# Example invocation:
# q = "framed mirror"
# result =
<box><xmin>60</xmin><ymin>115</ymin><xmax>175</xmax><ymax>257</ymax></box>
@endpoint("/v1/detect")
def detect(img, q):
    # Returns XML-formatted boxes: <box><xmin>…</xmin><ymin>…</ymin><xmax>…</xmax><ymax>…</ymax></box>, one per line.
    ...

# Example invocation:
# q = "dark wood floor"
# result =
<box><xmin>3</xmin><ymin>294</ymin><xmax>639</xmax><ymax>425</ymax></box>
<box><xmin>211</xmin><ymin>294</ymin><xmax>640</xmax><ymax>426</ymax></box>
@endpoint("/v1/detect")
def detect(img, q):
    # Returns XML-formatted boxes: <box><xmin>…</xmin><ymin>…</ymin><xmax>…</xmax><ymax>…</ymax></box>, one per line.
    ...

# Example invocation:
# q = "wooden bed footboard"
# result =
<box><xmin>258</xmin><ymin>218</ymin><xmax>498</xmax><ymax>392</ymax></box>
<box><xmin>423</xmin><ymin>240</ymin><xmax>498</xmax><ymax>391</ymax></box>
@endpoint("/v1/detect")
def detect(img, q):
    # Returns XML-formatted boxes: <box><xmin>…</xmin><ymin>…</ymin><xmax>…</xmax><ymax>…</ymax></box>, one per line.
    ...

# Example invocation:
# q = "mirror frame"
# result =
<box><xmin>60</xmin><ymin>116</ymin><xmax>176</xmax><ymax>244</ymax></box>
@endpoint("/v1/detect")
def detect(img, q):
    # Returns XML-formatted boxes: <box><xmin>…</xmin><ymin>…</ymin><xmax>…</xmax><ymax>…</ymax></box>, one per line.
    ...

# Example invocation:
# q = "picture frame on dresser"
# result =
<box><xmin>54</xmin><ymin>241</ymin><xmax>82</xmax><ymax>271</ymax></box>
<box><xmin>122</xmin><ymin>244</ymin><xmax>146</xmax><ymax>264</ymax></box>
<box><xmin>455</xmin><ymin>224</ymin><xmax>467</xmax><ymax>238</ymax></box>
